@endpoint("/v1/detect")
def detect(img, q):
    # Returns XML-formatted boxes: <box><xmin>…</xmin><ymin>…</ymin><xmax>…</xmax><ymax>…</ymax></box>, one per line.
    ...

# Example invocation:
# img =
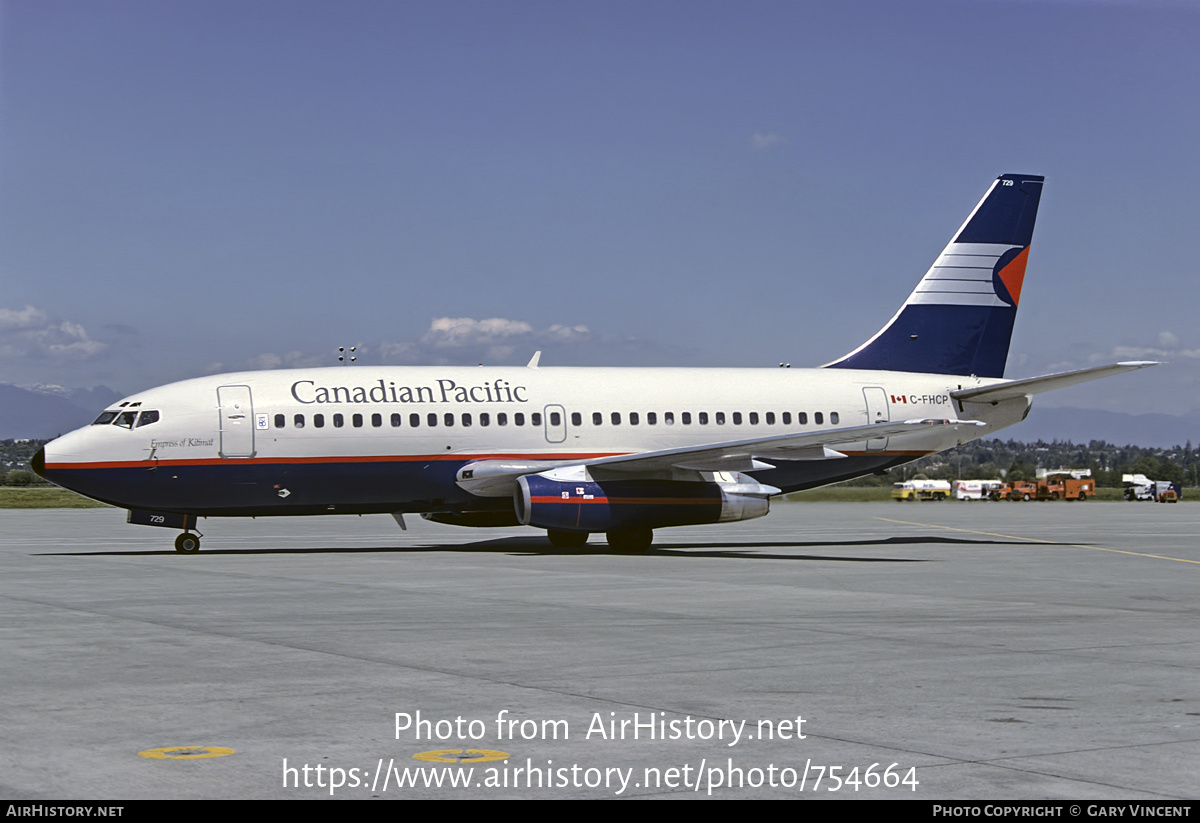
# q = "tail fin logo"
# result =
<box><xmin>992</xmin><ymin>245</ymin><xmax>1030</xmax><ymax>307</ymax></box>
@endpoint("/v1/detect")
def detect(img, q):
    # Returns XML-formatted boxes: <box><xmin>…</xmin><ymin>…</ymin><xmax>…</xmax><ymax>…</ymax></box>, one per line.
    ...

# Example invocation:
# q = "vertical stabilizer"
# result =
<box><xmin>824</xmin><ymin>173</ymin><xmax>1044</xmax><ymax>378</ymax></box>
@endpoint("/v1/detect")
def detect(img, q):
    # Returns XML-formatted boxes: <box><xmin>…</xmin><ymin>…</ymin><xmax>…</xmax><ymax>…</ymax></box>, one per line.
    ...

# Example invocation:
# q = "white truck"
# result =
<box><xmin>952</xmin><ymin>480</ymin><xmax>1004</xmax><ymax>501</ymax></box>
<box><xmin>1122</xmin><ymin>474</ymin><xmax>1181</xmax><ymax>502</ymax></box>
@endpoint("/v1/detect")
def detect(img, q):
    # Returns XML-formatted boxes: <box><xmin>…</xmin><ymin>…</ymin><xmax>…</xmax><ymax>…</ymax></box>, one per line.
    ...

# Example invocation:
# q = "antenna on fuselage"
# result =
<box><xmin>527</xmin><ymin>351</ymin><xmax>542</xmax><ymax>368</ymax></box>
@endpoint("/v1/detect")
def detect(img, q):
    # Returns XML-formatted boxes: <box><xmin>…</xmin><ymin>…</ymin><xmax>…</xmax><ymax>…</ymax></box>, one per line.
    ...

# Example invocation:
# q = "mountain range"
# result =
<box><xmin>0</xmin><ymin>384</ymin><xmax>124</xmax><ymax>440</ymax></box>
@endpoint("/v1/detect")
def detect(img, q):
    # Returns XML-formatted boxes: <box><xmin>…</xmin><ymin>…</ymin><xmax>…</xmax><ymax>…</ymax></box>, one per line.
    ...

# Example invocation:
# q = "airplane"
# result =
<box><xmin>32</xmin><ymin>173</ymin><xmax>1156</xmax><ymax>553</ymax></box>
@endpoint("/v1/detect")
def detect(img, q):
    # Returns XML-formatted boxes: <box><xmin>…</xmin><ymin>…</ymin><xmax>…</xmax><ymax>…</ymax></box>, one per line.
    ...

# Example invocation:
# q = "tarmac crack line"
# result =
<box><xmin>874</xmin><ymin>517</ymin><xmax>1200</xmax><ymax>565</ymax></box>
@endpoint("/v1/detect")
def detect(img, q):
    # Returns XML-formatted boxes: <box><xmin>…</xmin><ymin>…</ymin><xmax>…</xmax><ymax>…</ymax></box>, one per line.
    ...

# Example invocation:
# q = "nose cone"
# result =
<box><xmin>31</xmin><ymin>447</ymin><xmax>46</xmax><ymax>479</ymax></box>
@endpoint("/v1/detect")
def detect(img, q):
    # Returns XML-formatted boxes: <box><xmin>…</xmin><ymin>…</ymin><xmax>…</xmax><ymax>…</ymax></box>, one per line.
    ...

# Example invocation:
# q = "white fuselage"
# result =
<box><xmin>41</xmin><ymin>365</ymin><xmax>1028</xmax><ymax>517</ymax></box>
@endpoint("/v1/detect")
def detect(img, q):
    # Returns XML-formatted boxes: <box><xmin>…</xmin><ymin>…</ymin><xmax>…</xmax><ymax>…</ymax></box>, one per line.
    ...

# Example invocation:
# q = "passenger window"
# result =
<box><xmin>333</xmin><ymin>413</ymin><xmax>344</xmax><ymax>428</ymax></box>
<box><xmin>314</xmin><ymin>414</ymin><xmax>325</xmax><ymax>428</ymax></box>
<box><xmin>549</xmin><ymin>412</ymin><xmax>561</xmax><ymax>426</ymax></box>
<box><xmin>765</xmin><ymin>412</ymin><xmax>775</xmax><ymax>425</ymax></box>
<box><xmin>680</xmin><ymin>412</ymin><xmax>690</xmax><ymax>425</ymax></box>
<box><xmin>749</xmin><ymin>412</ymin><xmax>759</xmax><ymax>425</ymax></box>
<box><xmin>498</xmin><ymin>413</ymin><xmax>508</xmax><ymax>426</ymax></box>
<box><xmin>428</xmin><ymin>413</ymin><xmax>438</xmax><ymax>427</ymax></box>
<box><xmin>732</xmin><ymin>412</ymin><xmax>742</xmax><ymax>425</ymax></box>
<box><xmin>480</xmin><ymin>413</ymin><xmax>490</xmax><ymax>427</ymax></box>
<box><xmin>593</xmin><ymin>412</ymin><xmax>603</xmax><ymax>425</ymax></box>
<box><xmin>462</xmin><ymin>413</ymin><xmax>472</xmax><ymax>427</ymax></box>
<box><xmin>353</xmin><ymin>414</ymin><xmax>363</xmax><ymax>428</ymax></box>
<box><xmin>410</xmin><ymin>413</ymin><xmax>421</xmax><ymax>428</ymax></box>
<box><xmin>629</xmin><ymin>412</ymin><xmax>639</xmax><ymax>425</ymax></box>
<box><xmin>531</xmin><ymin>412</ymin><xmax>542</xmax><ymax>426</ymax></box>
<box><xmin>273</xmin><ymin>413</ymin><xmax>285</xmax><ymax>429</ymax></box>
<box><xmin>92</xmin><ymin>411</ymin><xmax>119</xmax><ymax>425</ymax></box>
<box><xmin>716</xmin><ymin>412</ymin><xmax>726</xmax><ymax>425</ymax></box>
<box><xmin>647</xmin><ymin>412</ymin><xmax>657</xmax><ymax>425</ymax></box>
<box><xmin>514</xmin><ymin>413</ymin><xmax>525</xmax><ymax>426</ymax></box>
<box><xmin>371</xmin><ymin>413</ymin><xmax>382</xmax><ymax>427</ymax></box>
<box><xmin>294</xmin><ymin>414</ymin><xmax>305</xmax><ymax>428</ymax></box>
<box><xmin>444</xmin><ymin>413</ymin><xmax>454</xmax><ymax>427</ymax></box>
<box><xmin>830</xmin><ymin>412</ymin><xmax>839</xmax><ymax>424</ymax></box>
<box><xmin>782</xmin><ymin>412</ymin><xmax>791</xmax><ymax>424</ymax></box>
<box><xmin>136</xmin><ymin>410</ymin><xmax>161</xmax><ymax>428</ymax></box>
<box><xmin>815</xmin><ymin>412</ymin><xmax>824</xmax><ymax>424</ymax></box>
<box><xmin>797</xmin><ymin>412</ymin><xmax>807</xmax><ymax>425</ymax></box>
<box><xmin>698</xmin><ymin>412</ymin><xmax>708</xmax><ymax>424</ymax></box>
<box><xmin>570</xmin><ymin>412</ymin><xmax>581</xmax><ymax>426</ymax></box>
<box><xmin>665</xmin><ymin>412</ymin><xmax>675</xmax><ymax>425</ymax></box>
<box><xmin>390</xmin><ymin>413</ymin><xmax>401</xmax><ymax>427</ymax></box>
<box><xmin>611</xmin><ymin>412</ymin><xmax>621</xmax><ymax>425</ymax></box>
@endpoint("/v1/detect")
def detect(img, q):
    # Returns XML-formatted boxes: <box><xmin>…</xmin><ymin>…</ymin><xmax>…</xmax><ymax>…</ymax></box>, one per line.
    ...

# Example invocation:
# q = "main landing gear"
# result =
<box><xmin>606</xmin><ymin>528</ymin><xmax>653</xmax><ymax>553</ymax></box>
<box><xmin>546</xmin><ymin>528</ymin><xmax>654</xmax><ymax>553</ymax></box>
<box><xmin>546</xmin><ymin>530</ymin><xmax>589</xmax><ymax>549</ymax></box>
<box><xmin>174</xmin><ymin>532</ymin><xmax>201</xmax><ymax>554</ymax></box>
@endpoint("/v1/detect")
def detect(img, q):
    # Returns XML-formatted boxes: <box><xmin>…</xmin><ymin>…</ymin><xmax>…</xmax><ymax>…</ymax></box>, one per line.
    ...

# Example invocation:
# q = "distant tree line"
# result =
<box><xmin>1</xmin><ymin>438</ymin><xmax>48</xmax><ymax>486</ymax></box>
<box><xmin>858</xmin><ymin>439</ymin><xmax>1195</xmax><ymax>487</ymax></box>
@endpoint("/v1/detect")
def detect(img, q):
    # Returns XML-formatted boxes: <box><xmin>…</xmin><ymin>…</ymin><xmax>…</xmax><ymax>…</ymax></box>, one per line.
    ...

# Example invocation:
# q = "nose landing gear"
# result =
<box><xmin>174</xmin><ymin>532</ymin><xmax>201</xmax><ymax>553</ymax></box>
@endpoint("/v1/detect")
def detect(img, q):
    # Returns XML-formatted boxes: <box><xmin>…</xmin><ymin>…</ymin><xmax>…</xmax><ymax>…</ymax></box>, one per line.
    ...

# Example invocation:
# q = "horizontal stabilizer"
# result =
<box><xmin>951</xmin><ymin>361</ymin><xmax>1159</xmax><ymax>404</ymax></box>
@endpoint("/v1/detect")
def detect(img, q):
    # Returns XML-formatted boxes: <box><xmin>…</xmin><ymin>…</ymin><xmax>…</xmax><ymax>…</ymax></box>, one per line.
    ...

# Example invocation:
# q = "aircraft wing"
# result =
<box><xmin>456</xmin><ymin>418</ymin><xmax>983</xmax><ymax>495</ymax></box>
<box><xmin>951</xmin><ymin>361</ymin><xmax>1159</xmax><ymax>405</ymax></box>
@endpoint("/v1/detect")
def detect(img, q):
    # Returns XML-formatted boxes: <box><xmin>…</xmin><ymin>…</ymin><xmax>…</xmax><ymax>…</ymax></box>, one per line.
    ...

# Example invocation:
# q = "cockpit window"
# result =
<box><xmin>92</xmin><ymin>411</ymin><xmax>119</xmax><ymax>425</ymax></box>
<box><xmin>135</xmin><ymin>410</ymin><xmax>160</xmax><ymax>428</ymax></box>
<box><xmin>114</xmin><ymin>411</ymin><xmax>138</xmax><ymax>429</ymax></box>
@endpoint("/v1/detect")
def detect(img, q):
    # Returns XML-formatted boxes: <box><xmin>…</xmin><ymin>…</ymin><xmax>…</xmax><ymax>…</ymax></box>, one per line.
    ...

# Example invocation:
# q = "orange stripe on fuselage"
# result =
<box><xmin>46</xmin><ymin>449</ymin><xmax>932</xmax><ymax>471</ymax></box>
<box><xmin>44</xmin><ymin>452</ymin><xmax>625</xmax><ymax>471</ymax></box>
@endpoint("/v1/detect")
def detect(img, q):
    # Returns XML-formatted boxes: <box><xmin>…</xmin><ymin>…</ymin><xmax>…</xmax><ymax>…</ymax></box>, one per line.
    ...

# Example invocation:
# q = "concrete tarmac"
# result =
<box><xmin>1</xmin><ymin>501</ymin><xmax>1198</xmax><ymax>800</ymax></box>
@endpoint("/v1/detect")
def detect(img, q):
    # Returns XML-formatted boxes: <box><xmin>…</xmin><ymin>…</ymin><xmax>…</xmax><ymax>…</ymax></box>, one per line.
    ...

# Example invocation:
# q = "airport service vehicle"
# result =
<box><xmin>1123</xmin><ymin>474</ymin><xmax>1181</xmax><ymax>502</ymax></box>
<box><xmin>994</xmin><ymin>480</ymin><xmax>1039</xmax><ymax>501</ymax></box>
<box><xmin>33</xmin><ymin>174</ymin><xmax>1157</xmax><ymax>552</ymax></box>
<box><xmin>1035</xmin><ymin>472</ymin><xmax>1094</xmax><ymax>501</ymax></box>
<box><xmin>893</xmin><ymin>480</ymin><xmax>952</xmax><ymax>501</ymax></box>
<box><xmin>952</xmin><ymin>480</ymin><xmax>1003</xmax><ymax>501</ymax></box>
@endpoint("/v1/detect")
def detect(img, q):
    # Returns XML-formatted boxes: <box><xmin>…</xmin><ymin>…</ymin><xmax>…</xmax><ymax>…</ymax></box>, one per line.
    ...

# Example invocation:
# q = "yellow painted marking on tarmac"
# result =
<box><xmin>414</xmin><ymin>749</ymin><xmax>510</xmax><ymax>764</ymax></box>
<box><xmin>875</xmin><ymin>517</ymin><xmax>1200</xmax><ymax>565</ymax></box>
<box><xmin>138</xmin><ymin>745</ymin><xmax>236</xmax><ymax>759</ymax></box>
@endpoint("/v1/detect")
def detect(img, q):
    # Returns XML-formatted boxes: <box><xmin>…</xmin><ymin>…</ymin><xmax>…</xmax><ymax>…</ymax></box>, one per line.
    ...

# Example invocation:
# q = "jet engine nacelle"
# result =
<box><xmin>514</xmin><ymin>467</ymin><xmax>777</xmax><ymax>533</ymax></box>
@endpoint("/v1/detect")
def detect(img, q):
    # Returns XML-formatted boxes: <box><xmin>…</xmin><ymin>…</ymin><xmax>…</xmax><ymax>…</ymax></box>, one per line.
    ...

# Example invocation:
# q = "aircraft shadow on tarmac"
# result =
<box><xmin>39</xmin><ymin>534</ymin><xmax>1051</xmax><ymax>562</ymax></box>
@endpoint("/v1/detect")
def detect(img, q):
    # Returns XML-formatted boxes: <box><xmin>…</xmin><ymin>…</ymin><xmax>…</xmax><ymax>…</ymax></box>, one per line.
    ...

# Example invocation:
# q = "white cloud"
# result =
<box><xmin>243</xmin><ymin>350</ymin><xmax>328</xmax><ymax>371</ymax></box>
<box><xmin>423</xmin><ymin>317</ymin><xmax>535</xmax><ymax>348</ymax></box>
<box><xmin>375</xmin><ymin>316</ymin><xmax>599</xmax><ymax>366</ymax></box>
<box><xmin>1087</xmin><ymin>331</ymin><xmax>1200</xmax><ymax>363</ymax></box>
<box><xmin>0</xmin><ymin>305</ymin><xmax>106</xmax><ymax>360</ymax></box>
<box><xmin>749</xmin><ymin>132</ymin><xmax>787</xmax><ymax>151</ymax></box>
<box><xmin>212</xmin><ymin>316</ymin><xmax>672</xmax><ymax>375</ymax></box>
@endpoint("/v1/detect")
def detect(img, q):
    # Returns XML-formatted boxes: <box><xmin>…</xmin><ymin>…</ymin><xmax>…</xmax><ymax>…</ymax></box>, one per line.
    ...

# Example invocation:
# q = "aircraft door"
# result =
<box><xmin>217</xmin><ymin>385</ymin><xmax>256</xmax><ymax>458</ymax></box>
<box><xmin>544</xmin><ymin>404</ymin><xmax>567</xmax><ymax>443</ymax></box>
<box><xmin>863</xmin><ymin>387</ymin><xmax>890</xmax><ymax>452</ymax></box>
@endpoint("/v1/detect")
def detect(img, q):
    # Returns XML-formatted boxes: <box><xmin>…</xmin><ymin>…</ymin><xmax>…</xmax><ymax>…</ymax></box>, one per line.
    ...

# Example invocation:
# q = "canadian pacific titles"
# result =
<box><xmin>292</xmin><ymin>378</ymin><xmax>528</xmax><ymax>405</ymax></box>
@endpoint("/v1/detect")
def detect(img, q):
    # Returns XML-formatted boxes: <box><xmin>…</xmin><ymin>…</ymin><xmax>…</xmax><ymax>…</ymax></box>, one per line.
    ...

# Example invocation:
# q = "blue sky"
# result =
<box><xmin>2</xmin><ymin>0</ymin><xmax>1197</xmax><ymax>414</ymax></box>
